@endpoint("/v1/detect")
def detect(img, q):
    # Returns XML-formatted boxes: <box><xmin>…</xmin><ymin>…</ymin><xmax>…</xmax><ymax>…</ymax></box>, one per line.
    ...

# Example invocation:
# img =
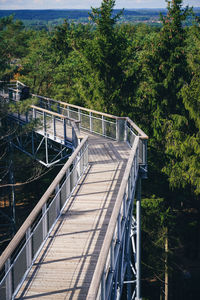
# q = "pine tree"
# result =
<box><xmin>135</xmin><ymin>1</ymin><xmax>193</xmax><ymax>298</ymax></box>
<box><xmin>164</xmin><ymin>23</ymin><xmax>200</xmax><ymax>195</ymax></box>
<box><xmin>69</xmin><ymin>0</ymin><xmax>127</xmax><ymax>114</ymax></box>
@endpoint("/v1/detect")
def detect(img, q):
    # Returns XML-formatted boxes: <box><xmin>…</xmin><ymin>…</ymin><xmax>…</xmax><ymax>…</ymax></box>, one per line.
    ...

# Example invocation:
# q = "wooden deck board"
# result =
<box><xmin>15</xmin><ymin>132</ymin><xmax>131</xmax><ymax>300</ymax></box>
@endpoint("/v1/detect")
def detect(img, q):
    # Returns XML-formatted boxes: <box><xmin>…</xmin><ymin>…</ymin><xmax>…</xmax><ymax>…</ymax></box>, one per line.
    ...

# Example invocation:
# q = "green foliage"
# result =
<box><xmin>0</xmin><ymin>15</ymin><xmax>29</xmax><ymax>80</ymax></box>
<box><xmin>19</xmin><ymin>31</ymin><xmax>59</xmax><ymax>95</ymax></box>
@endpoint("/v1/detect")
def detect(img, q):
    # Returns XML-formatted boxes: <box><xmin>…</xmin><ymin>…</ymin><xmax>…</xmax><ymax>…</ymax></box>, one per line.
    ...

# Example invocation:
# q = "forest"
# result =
<box><xmin>0</xmin><ymin>0</ymin><xmax>200</xmax><ymax>299</ymax></box>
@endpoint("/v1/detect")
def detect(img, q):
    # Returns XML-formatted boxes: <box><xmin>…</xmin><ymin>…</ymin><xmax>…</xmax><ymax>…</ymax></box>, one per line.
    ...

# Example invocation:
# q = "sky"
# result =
<box><xmin>0</xmin><ymin>0</ymin><xmax>199</xmax><ymax>10</ymax></box>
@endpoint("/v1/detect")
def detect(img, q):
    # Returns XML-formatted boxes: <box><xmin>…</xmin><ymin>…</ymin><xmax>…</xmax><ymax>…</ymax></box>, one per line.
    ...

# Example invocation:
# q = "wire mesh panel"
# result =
<box><xmin>32</xmin><ymin>221</ymin><xmax>43</xmax><ymax>258</ymax></box>
<box><xmin>91</xmin><ymin>116</ymin><xmax>103</xmax><ymax>135</ymax></box>
<box><xmin>80</xmin><ymin>112</ymin><xmax>90</xmax><ymax>130</ymax></box>
<box><xmin>127</xmin><ymin>127</ymin><xmax>136</xmax><ymax>147</ymax></box>
<box><xmin>104</xmin><ymin>120</ymin><xmax>116</xmax><ymax>139</ymax></box>
<box><xmin>12</xmin><ymin>246</ymin><xmax>27</xmax><ymax>292</ymax></box>
<box><xmin>55</xmin><ymin>118</ymin><xmax>64</xmax><ymax>140</ymax></box>
<box><xmin>68</xmin><ymin>109</ymin><xmax>79</xmax><ymax>120</ymax></box>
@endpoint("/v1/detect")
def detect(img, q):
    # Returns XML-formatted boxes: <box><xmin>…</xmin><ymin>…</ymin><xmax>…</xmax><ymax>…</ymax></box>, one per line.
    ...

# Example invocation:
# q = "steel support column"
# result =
<box><xmin>136</xmin><ymin>176</ymin><xmax>141</xmax><ymax>300</ymax></box>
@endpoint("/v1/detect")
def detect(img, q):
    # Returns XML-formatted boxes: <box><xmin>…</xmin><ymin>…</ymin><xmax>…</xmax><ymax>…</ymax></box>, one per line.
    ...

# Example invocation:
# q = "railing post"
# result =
<box><xmin>43</xmin><ymin>111</ymin><xmax>46</xmax><ymax>135</ymax></box>
<box><xmin>55</xmin><ymin>184</ymin><xmax>60</xmax><ymax>216</ymax></box>
<box><xmin>117</xmin><ymin>214</ymin><xmax>122</xmax><ymax>242</ymax></box>
<box><xmin>123</xmin><ymin>193</ymin><xmax>126</xmax><ymax>219</ymax></box>
<box><xmin>102</xmin><ymin>116</ymin><xmax>105</xmax><ymax>136</ymax></box>
<box><xmin>26</xmin><ymin>227</ymin><xmax>32</xmax><ymax>269</ymax></box>
<box><xmin>101</xmin><ymin>267</ymin><xmax>106</xmax><ymax>300</ymax></box>
<box><xmin>42</xmin><ymin>204</ymin><xmax>48</xmax><ymax>239</ymax></box>
<box><xmin>32</xmin><ymin>107</ymin><xmax>36</xmax><ymax>120</ymax></box>
<box><xmin>78</xmin><ymin>108</ymin><xmax>81</xmax><ymax>121</ymax></box>
<box><xmin>110</xmin><ymin>239</ymin><xmax>115</xmax><ymax>273</ymax></box>
<box><xmin>16</xmin><ymin>89</ymin><xmax>20</xmax><ymax>101</ymax></box>
<box><xmin>116</xmin><ymin>119</ymin><xmax>126</xmax><ymax>142</ymax></box>
<box><xmin>63</xmin><ymin>118</ymin><xmax>67</xmax><ymax>144</ymax></box>
<box><xmin>66</xmin><ymin>169</ymin><xmax>70</xmax><ymax>199</ymax></box>
<box><xmin>5</xmin><ymin>258</ymin><xmax>12</xmax><ymax>300</ymax></box>
<box><xmin>143</xmin><ymin>139</ymin><xmax>148</xmax><ymax>166</ymax></box>
<box><xmin>89</xmin><ymin>112</ymin><xmax>93</xmax><ymax>132</ymax></box>
<box><xmin>57</xmin><ymin>103</ymin><xmax>61</xmax><ymax>114</ymax></box>
<box><xmin>53</xmin><ymin>116</ymin><xmax>56</xmax><ymax>140</ymax></box>
<box><xmin>67</xmin><ymin>105</ymin><xmax>70</xmax><ymax>118</ymax></box>
<box><xmin>128</xmin><ymin>174</ymin><xmax>132</xmax><ymax>201</ymax></box>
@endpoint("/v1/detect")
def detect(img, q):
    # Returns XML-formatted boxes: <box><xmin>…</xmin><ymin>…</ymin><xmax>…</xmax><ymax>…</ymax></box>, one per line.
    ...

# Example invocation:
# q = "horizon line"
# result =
<box><xmin>1</xmin><ymin>7</ymin><xmax>199</xmax><ymax>11</ymax></box>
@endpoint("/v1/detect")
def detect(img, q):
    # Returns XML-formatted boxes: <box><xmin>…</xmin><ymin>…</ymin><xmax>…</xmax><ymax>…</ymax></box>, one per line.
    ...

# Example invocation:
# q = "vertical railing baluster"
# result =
<box><xmin>124</xmin><ymin>119</ymin><xmax>128</xmax><ymax>143</ymax></box>
<box><xmin>123</xmin><ymin>193</ymin><xmax>126</xmax><ymax>219</ymax></box>
<box><xmin>5</xmin><ymin>259</ymin><xmax>12</xmax><ymax>300</ymax></box>
<box><xmin>32</xmin><ymin>107</ymin><xmax>36</xmax><ymax>120</ymax></box>
<box><xmin>66</xmin><ymin>169</ymin><xmax>70</xmax><ymax>201</ymax></box>
<box><xmin>42</xmin><ymin>204</ymin><xmax>48</xmax><ymax>239</ymax></box>
<box><xmin>57</xmin><ymin>103</ymin><xmax>60</xmax><ymax>114</ymax></box>
<box><xmin>55</xmin><ymin>185</ymin><xmax>60</xmax><ymax>216</ymax></box>
<box><xmin>63</xmin><ymin>118</ymin><xmax>67</xmax><ymax>143</ymax></box>
<box><xmin>102</xmin><ymin>116</ymin><xmax>105</xmax><ymax>136</ymax></box>
<box><xmin>89</xmin><ymin>112</ymin><xmax>92</xmax><ymax>132</ymax></box>
<box><xmin>78</xmin><ymin>108</ymin><xmax>81</xmax><ymax>122</ymax></box>
<box><xmin>53</xmin><ymin>116</ymin><xmax>56</xmax><ymax>140</ymax></box>
<box><xmin>101</xmin><ymin>267</ymin><xmax>106</xmax><ymax>300</ymax></box>
<box><xmin>43</xmin><ymin>111</ymin><xmax>46</xmax><ymax>135</ymax></box>
<box><xmin>128</xmin><ymin>174</ymin><xmax>131</xmax><ymax>201</ymax></box>
<box><xmin>67</xmin><ymin>106</ymin><xmax>70</xmax><ymax>118</ymax></box>
<box><xmin>117</xmin><ymin>213</ymin><xmax>122</xmax><ymax>242</ymax></box>
<box><xmin>26</xmin><ymin>227</ymin><xmax>32</xmax><ymax>269</ymax></box>
<box><xmin>110</xmin><ymin>239</ymin><xmax>115</xmax><ymax>273</ymax></box>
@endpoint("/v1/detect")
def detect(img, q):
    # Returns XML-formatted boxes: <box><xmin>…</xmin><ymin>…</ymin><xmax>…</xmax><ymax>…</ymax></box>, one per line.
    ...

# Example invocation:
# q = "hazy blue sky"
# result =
<box><xmin>0</xmin><ymin>0</ymin><xmax>199</xmax><ymax>10</ymax></box>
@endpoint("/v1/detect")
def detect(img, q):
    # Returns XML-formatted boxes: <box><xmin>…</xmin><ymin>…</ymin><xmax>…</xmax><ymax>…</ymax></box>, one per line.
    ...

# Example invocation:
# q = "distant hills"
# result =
<box><xmin>0</xmin><ymin>9</ymin><xmax>165</xmax><ymax>20</ymax></box>
<box><xmin>0</xmin><ymin>8</ymin><xmax>199</xmax><ymax>28</ymax></box>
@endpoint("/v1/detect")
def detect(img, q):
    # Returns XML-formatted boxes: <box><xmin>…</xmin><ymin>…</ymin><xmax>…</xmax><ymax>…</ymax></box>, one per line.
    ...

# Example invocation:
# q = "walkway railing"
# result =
<box><xmin>0</xmin><ymin>136</ymin><xmax>89</xmax><ymax>300</ymax></box>
<box><xmin>87</xmin><ymin>136</ymin><xmax>140</xmax><ymax>300</ymax></box>
<box><xmin>30</xmin><ymin>94</ymin><xmax>148</xmax><ymax>165</ymax></box>
<box><xmin>8</xmin><ymin>102</ymin><xmax>81</xmax><ymax>148</ymax></box>
<box><xmin>3</xmin><ymin>81</ymin><xmax>148</xmax><ymax>163</ymax></box>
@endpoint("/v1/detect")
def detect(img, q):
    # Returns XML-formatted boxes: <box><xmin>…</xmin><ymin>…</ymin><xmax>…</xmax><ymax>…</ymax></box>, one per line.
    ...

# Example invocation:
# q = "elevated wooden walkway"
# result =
<box><xmin>0</xmin><ymin>81</ymin><xmax>148</xmax><ymax>300</ymax></box>
<box><xmin>15</xmin><ymin>134</ymin><xmax>131</xmax><ymax>299</ymax></box>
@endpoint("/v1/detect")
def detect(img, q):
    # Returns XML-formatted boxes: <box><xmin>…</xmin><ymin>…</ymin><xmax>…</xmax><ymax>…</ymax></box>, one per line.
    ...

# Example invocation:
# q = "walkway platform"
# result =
<box><xmin>15</xmin><ymin>133</ymin><xmax>131</xmax><ymax>299</ymax></box>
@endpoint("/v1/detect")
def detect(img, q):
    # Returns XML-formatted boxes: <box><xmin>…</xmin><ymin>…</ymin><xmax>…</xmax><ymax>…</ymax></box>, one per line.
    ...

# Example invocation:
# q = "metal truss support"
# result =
<box><xmin>12</xmin><ymin>130</ymin><xmax>72</xmax><ymax>167</ymax></box>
